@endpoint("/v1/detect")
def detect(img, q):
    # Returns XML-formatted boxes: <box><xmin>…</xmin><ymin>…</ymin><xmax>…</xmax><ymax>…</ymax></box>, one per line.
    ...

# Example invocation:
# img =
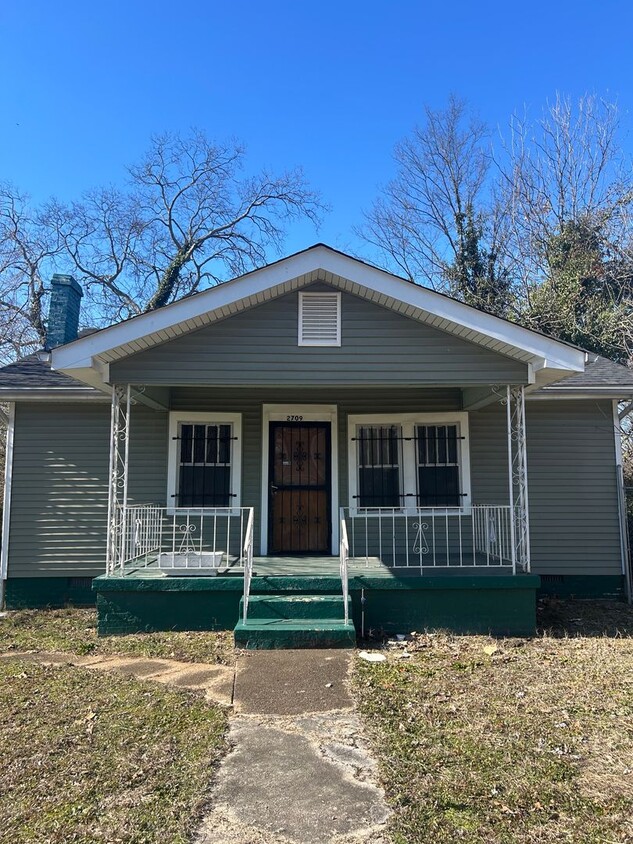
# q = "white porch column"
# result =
<box><xmin>105</xmin><ymin>384</ymin><xmax>131</xmax><ymax>575</ymax></box>
<box><xmin>506</xmin><ymin>385</ymin><xmax>531</xmax><ymax>573</ymax></box>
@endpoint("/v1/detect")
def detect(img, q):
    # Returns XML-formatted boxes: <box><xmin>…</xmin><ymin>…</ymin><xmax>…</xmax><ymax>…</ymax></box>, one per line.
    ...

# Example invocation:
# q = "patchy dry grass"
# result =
<box><xmin>0</xmin><ymin>608</ymin><xmax>234</xmax><ymax>664</ymax></box>
<box><xmin>353</xmin><ymin>599</ymin><xmax>633</xmax><ymax>844</ymax></box>
<box><xmin>0</xmin><ymin>660</ymin><xmax>227</xmax><ymax>844</ymax></box>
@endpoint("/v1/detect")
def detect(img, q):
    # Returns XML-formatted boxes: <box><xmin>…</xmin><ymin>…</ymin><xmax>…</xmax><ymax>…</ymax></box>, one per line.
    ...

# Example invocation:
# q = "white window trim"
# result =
<box><xmin>347</xmin><ymin>412</ymin><xmax>471</xmax><ymax>516</ymax></box>
<box><xmin>167</xmin><ymin>412</ymin><xmax>242</xmax><ymax>515</ymax></box>
<box><xmin>298</xmin><ymin>291</ymin><xmax>341</xmax><ymax>347</ymax></box>
<box><xmin>260</xmin><ymin>404</ymin><xmax>339</xmax><ymax>555</ymax></box>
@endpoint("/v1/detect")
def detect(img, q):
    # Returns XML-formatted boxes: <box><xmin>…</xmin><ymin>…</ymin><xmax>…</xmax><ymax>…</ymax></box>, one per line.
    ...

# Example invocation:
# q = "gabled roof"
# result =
<box><xmin>48</xmin><ymin>244</ymin><xmax>585</xmax><ymax>390</ymax></box>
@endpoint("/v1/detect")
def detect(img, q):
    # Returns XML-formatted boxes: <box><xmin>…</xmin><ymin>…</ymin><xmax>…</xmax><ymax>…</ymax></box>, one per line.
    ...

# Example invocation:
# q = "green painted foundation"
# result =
<box><xmin>4</xmin><ymin>577</ymin><xmax>97</xmax><ymax>609</ymax></box>
<box><xmin>92</xmin><ymin>573</ymin><xmax>541</xmax><ymax>638</ymax></box>
<box><xmin>537</xmin><ymin>574</ymin><xmax>626</xmax><ymax>600</ymax></box>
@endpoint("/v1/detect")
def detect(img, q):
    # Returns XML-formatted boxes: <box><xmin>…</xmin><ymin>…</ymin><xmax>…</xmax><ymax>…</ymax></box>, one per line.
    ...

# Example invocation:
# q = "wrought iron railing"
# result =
<box><xmin>340</xmin><ymin>505</ymin><xmax>515</xmax><ymax>572</ymax></box>
<box><xmin>339</xmin><ymin>516</ymin><xmax>350</xmax><ymax>623</ymax></box>
<box><xmin>106</xmin><ymin>504</ymin><xmax>254</xmax><ymax>575</ymax></box>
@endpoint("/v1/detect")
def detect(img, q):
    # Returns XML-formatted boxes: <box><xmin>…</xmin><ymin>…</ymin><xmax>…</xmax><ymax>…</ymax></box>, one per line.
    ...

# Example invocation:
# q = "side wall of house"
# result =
<box><xmin>470</xmin><ymin>398</ymin><xmax>623</xmax><ymax>592</ymax></box>
<box><xmin>3</xmin><ymin>395</ymin><xmax>624</xmax><ymax>606</ymax></box>
<box><xmin>3</xmin><ymin>401</ymin><xmax>168</xmax><ymax>607</ymax></box>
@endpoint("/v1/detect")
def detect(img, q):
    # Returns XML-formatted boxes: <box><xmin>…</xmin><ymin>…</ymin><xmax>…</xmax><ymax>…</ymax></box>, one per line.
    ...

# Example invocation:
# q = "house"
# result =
<box><xmin>1</xmin><ymin>244</ymin><xmax>632</xmax><ymax>645</ymax></box>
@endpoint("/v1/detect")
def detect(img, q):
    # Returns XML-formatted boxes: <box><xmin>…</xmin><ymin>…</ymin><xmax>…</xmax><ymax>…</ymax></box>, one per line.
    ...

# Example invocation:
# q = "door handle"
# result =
<box><xmin>270</xmin><ymin>484</ymin><xmax>279</xmax><ymax>496</ymax></box>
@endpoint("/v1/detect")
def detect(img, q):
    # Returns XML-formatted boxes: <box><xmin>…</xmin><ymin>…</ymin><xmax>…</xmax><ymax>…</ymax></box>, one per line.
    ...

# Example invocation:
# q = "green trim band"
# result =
<box><xmin>5</xmin><ymin>577</ymin><xmax>96</xmax><ymax>609</ymax></box>
<box><xmin>537</xmin><ymin>574</ymin><xmax>625</xmax><ymax>600</ymax></box>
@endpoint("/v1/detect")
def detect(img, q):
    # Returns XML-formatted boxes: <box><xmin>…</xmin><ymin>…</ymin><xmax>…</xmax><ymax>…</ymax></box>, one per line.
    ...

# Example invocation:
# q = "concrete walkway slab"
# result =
<box><xmin>233</xmin><ymin>649</ymin><xmax>352</xmax><ymax>715</ymax></box>
<box><xmin>0</xmin><ymin>650</ymin><xmax>234</xmax><ymax>706</ymax></box>
<box><xmin>197</xmin><ymin>716</ymin><xmax>389</xmax><ymax>844</ymax></box>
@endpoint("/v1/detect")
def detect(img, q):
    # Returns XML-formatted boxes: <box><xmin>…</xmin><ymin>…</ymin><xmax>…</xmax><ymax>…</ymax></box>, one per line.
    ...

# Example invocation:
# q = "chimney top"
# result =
<box><xmin>46</xmin><ymin>274</ymin><xmax>83</xmax><ymax>348</ymax></box>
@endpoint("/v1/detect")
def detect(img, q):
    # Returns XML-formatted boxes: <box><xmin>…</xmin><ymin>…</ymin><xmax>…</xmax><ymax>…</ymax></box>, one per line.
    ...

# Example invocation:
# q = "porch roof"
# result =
<box><xmin>49</xmin><ymin>244</ymin><xmax>586</xmax><ymax>391</ymax></box>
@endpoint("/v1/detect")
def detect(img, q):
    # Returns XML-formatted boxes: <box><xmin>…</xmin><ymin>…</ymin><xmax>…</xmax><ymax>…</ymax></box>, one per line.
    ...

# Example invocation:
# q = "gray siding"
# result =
<box><xmin>469</xmin><ymin>399</ymin><xmax>622</xmax><ymax>575</ymax></box>
<box><xmin>8</xmin><ymin>403</ymin><xmax>111</xmax><ymax>576</ymax></box>
<box><xmin>526</xmin><ymin>400</ymin><xmax>621</xmax><ymax>575</ymax></box>
<box><xmin>110</xmin><ymin>284</ymin><xmax>528</xmax><ymax>386</ymax></box>
<box><xmin>7</xmin><ymin>403</ymin><xmax>168</xmax><ymax>577</ymax></box>
<box><xmin>6</xmin><ymin>395</ymin><xmax>622</xmax><ymax>578</ymax></box>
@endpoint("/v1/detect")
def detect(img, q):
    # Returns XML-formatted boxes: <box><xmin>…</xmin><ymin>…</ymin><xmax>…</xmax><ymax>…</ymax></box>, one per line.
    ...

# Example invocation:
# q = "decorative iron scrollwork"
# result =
<box><xmin>292</xmin><ymin>441</ymin><xmax>307</xmax><ymax>472</ymax></box>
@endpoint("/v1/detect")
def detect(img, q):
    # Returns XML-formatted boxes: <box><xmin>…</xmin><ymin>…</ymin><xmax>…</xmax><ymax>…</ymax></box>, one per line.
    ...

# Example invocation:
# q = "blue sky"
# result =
<box><xmin>1</xmin><ymin>0</ymin><xmax>633</xmax><ymax>259</ymax></box>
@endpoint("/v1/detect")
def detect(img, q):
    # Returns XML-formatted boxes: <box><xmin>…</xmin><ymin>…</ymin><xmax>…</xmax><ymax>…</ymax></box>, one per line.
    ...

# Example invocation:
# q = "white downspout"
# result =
<box><xmin>0</xmin><ymin>403</ymin><xmax>16</xmax><ymax>608</ymax></box>
<box><xmin>613</xmin><ymin>400</ymin><xmax>632</xmax><ymax>604</ymax></box>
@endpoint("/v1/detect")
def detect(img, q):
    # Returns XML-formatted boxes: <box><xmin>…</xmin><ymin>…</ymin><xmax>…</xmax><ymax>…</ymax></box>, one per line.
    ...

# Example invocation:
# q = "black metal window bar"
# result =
<box><xmin>416</xmin><ymin>424</ymin><xmax>463</xmax><ymax>507</ymax></box>
<box><xmin>353</xmin><ymin>423</ymin><xmax>464</xmax><ymax>508</ymax></box>
<box><xmin>174</xmin><ymin>423</ymin><xmax>236</xmax><ymax>507</ymax></box>
<box><xmin>354</xmin><ymin>425</ymin><xmax>402</xmax><ymax>507</ymax></box>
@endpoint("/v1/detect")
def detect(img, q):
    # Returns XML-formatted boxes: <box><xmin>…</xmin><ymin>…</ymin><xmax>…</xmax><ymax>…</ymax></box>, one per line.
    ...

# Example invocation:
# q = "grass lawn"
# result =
<box><xmin>0</xmin><ymin>607</ymin><xmax>234</xmax><ymax>664</ymax></box>
<box><xmin>353</xmin><ymin>599</ymin><xmax>633</xmax><ymax>844</ymax></box>
<box><xmin>0</xmin><ymin>659</ymin><xmax>227</xmax><ymax>844</ymax></box>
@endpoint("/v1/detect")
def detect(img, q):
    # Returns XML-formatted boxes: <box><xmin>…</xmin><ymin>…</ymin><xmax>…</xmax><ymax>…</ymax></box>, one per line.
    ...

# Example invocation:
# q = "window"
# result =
<box><xmin>416</xmin><ymin>424</ymin><xmax>460</xmax><ymax>507</ymax></box>
<box><xmin>298</xmin><ymin>291</ymin><xmax>341</xmax><ymax>346</ymax></box>
<box><xmin>356</xmin><ymin>425</ymin><xmax>401</xmax><ymax>507</ymax></box>
<box><xmin>167</xmin><ymin>413</ymin><xmax>242</xmax><ymax>510</ymax></box>
<box><xmin>348</xmin><ymin>414</ymin><xmax>470</xmax><ymax>511</ymax></box>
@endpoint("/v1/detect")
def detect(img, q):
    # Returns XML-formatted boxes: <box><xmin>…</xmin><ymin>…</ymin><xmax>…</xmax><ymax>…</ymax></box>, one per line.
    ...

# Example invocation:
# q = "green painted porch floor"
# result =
<box><xmin>121</xmin><ymin>554</ymin><xmax>513</xmax><ymax>579</ymax></box>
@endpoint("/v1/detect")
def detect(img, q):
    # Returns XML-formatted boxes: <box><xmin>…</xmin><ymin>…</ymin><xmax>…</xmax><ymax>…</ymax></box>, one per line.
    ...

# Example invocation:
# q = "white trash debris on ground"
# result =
<box><xmin>358</xmin><ymin>651</ymin><xmax>386</xmax><ymax>663</ymax></box>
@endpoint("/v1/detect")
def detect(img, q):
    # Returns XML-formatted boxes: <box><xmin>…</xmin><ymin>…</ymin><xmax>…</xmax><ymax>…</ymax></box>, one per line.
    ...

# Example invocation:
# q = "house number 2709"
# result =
<box><xmin>286</xmin><ymin>415</ymin><xmax>303</xmax><ymax>421</ymax></box>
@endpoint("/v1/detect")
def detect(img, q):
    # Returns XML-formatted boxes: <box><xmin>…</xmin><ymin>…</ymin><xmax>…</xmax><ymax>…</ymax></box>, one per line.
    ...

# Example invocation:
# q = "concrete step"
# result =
<box><xmin>234</xmin><ymin>618</ymin><xmax>357</xmax><ymax>650</ymax></box>
<box><xmin>240</xmin><ymin>594</ymin><xmax>351</xmax><ymax>621</ymax></box>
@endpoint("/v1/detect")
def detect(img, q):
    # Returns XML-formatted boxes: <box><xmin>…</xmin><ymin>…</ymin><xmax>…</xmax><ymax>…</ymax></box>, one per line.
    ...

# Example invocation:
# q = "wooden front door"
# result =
<box><xmin>268</xmin><ymin>422</ymin><xmax>332</xmax><ymax>554</ymax></box>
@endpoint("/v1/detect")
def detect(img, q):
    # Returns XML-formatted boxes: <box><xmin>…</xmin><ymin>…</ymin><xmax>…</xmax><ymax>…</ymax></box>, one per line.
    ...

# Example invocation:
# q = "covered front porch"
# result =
<box><xmin>95</xmin><ymin>381</ymin><xmax>536</xmax><ymax>643</ymax></box>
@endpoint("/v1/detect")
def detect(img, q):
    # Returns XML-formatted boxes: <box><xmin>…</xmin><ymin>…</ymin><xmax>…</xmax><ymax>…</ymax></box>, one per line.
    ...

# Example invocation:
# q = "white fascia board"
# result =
<box><xmin>319</xmin><ymin>251</ymin><xmax>585</xmax><ymax>372</ymax></box>
<box><xmin>0</xmin><ymin>391</ymin><xmax>109</xmax><ymax>401</ymax></box>
<box><xmin>52</xmin><ymin>249</ymin><xmax>329</xmax><ymax>371</ymax></box>
<box><xmin>51</xmin><ymin>244</ymin><xmax>586</xmax><ymax>375</ymax></box>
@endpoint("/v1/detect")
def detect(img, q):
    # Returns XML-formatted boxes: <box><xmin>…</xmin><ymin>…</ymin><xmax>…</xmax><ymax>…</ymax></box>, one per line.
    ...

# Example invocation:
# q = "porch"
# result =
<box><xmin>97</xmin><ymin>383</ymin><xmax>536</xmax><ymax>644</ymax></box>
<box><xmin>94</xmin><ymin>501</ymin><xmax>539</xmax><ymax>644</ymax></box>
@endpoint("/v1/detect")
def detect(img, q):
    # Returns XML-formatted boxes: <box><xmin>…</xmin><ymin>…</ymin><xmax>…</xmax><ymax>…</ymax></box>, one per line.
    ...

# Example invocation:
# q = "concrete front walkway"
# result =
<box><xmin>1</xmin><ymin>648</ymin><xmax>390</xmax><ymax>843</ymax></box>
<box><xmin>0</xmin><ymin>650</ymin><xmax>234</xmax><ymax>705</ymax></box>
<box><xmin>198</xmin><ymin>650</ymin><xmax>390</xmax><ymax>844</ymax></box>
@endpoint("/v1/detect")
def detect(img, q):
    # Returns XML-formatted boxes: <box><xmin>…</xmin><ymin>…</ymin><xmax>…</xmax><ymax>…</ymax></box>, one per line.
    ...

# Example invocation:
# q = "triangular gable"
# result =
<box><xmin>51</xmin><ymin>244</ymin><xmax>586</xmax><ymax>389</ymax></box>
<box><xmin>109</xmin><ymin>281</ymin><xmax>531</xmax><ymax>387</ymax></box>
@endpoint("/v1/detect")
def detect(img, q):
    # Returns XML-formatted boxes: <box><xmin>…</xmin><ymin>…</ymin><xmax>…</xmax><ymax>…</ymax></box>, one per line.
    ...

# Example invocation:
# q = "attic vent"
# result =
<box><xmin>298</xmin><ymin>292</ymin><xmax>341</xmax><ymax>347</ymax></box>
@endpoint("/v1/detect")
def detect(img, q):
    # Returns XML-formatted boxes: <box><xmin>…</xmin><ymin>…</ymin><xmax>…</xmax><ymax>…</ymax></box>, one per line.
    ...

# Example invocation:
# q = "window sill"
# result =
<box><xmin>347</xmin><ymin>505</ymin><xmax>471</xmax><ymax>518</ymax></box>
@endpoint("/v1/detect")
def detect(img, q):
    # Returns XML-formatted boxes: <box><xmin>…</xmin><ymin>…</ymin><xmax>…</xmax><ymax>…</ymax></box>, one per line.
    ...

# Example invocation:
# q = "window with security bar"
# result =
<box><xmin>416</xmin><ymin>424</ymin><xmax>461</xmax><ymax>507</ymax></box>
<box><xmin>177</xmin><ymin>423</ymin><xmax>234</xmax><ymax>507</ymax></box>
<box><xmin>356</xmin><ymin>425</ymin><xmax>402</xmax><ymax>507</ymax></box>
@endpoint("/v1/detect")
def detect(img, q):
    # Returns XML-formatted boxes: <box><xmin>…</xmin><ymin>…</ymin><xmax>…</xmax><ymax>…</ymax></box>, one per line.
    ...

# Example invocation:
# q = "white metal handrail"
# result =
<box><xmin>242</xmin><ymin>507</ymin><xmax>254</xmax><ymax>623</ymax></box>
<box><xmin>106</xmin><ymin>505</ymin><xmax>255</xmax><ymax>575</ymax></box>
<box><xmin>340</xmin><ymin>505</ymin><xmax>514</xmax><ymax>572</ymax></box>
<box><xmin>339</xmin><ymin>514</ymin><xmax>350</xmax><ymax>624</ymax></box>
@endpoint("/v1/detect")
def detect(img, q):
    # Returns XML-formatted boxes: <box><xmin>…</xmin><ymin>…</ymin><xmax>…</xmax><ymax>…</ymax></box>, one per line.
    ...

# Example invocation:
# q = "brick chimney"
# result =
<box><xmin>46</xmin><ymin>274</ymin><xmax>83</xmax><ymax>348</ymax></box>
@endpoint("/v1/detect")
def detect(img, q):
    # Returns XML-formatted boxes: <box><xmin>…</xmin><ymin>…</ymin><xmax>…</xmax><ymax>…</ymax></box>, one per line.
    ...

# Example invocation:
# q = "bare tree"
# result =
<box><xmin>360</xmin><ymin>97</ymin><xmax>497</xmax><ymax>276</ymax></box>
<box><xmin>498</xmin><ymin>93</ymin><xmax>633</xmax><ymax>289</ymax></box>
<box><xmin>494</xmin><ymin>94</ymin><xmax>633</xmax><ymax>360</ymax></box>
<box><xmin>0</xmin><ymin>183</ymin><xmax>61</xmax><ymax>362</ymax></box>
<box><xmin>53</xmin><ymin>130</ymin><xmax>323</xmax><ymax>319</ymax></box>
<box><xmin>0</xmin><ymin>130</ymin><xmax>323</xmax><ymax>354</ymax></box>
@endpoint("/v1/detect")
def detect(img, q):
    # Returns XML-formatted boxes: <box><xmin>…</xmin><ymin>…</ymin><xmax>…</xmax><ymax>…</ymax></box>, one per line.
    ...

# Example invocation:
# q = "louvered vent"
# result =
<box><xmin>298</xmin><ymin>292</ymin><xmax>341</xmax><ymax>346</ymax></box>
